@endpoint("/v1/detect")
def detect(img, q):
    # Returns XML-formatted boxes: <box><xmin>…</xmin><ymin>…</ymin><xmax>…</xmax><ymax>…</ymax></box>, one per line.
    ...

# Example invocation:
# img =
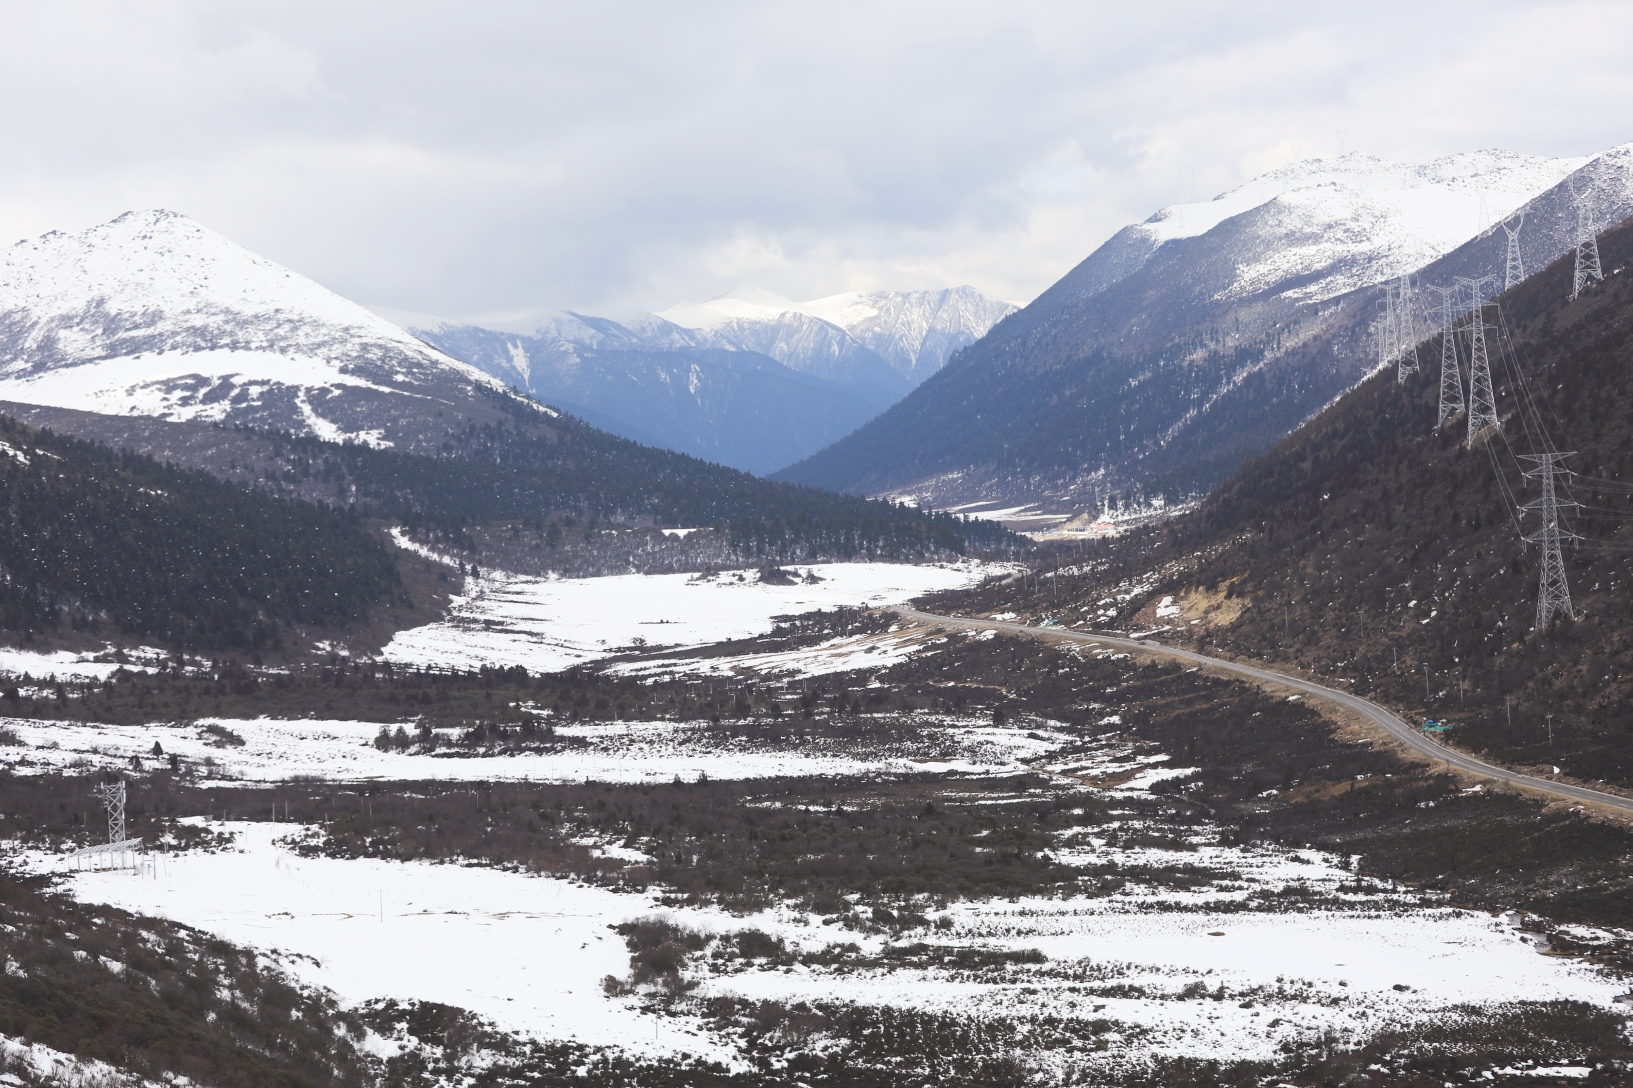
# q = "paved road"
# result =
<box><xmin>897</xmin><ymin>606</ymin><xmax>1633</xmax><ymax>816</ymax></box>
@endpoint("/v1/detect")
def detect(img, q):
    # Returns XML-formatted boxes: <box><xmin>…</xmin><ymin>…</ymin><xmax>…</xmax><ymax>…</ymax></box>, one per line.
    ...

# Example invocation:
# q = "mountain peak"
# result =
<box><xmin>0</xmin><ymin>209</ymin><xmax>525</xmax><ymax>449</ymax></box>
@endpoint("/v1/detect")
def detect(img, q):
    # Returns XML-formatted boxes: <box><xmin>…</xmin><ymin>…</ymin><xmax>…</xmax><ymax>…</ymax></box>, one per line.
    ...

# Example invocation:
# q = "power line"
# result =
<box><xmin>1456</xmin><ymin>276</ymin><xmax>1499</xmax><ymax>442</ymax></box>
<box><xmin>1427</xmin><ymin>284</ymin><xmax>1464</xmax><ymax>428</ymax></box>
<box><xmin>1519</xmin><ymin>453</ymin><xmax>1581</xmax><ymax>630</ymax></box>
<box><xmin>1501</xmin><ymin>209</ymin><xmax>1525</xmax><ymax>291</ymax></box>
<box><xmin>1570</xmin><ymin>175</ymin><xmax>1604</xmax><ymax>300</ymax></box>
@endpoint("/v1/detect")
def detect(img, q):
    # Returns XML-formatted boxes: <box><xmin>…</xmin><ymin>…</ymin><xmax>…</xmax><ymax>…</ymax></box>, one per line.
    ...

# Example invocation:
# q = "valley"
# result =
<box><xmin>2</xmin><ymin>125</ymin><xmax>1632</xmax><ymax>1088</ymax></box>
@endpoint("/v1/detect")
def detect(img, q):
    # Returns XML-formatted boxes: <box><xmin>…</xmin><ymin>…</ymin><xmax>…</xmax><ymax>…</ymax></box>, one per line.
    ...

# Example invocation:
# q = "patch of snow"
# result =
<box><xmin>383</xmin><ymin>560</ymin><xmax>1002</xmax><ymax>674</ymax></box>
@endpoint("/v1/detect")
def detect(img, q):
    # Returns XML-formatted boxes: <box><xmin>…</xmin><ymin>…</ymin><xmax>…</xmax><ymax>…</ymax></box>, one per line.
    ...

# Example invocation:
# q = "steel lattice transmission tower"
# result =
<box><xmin>1427</xmin><ymin>284</ymin><xmax>1464</xmax><ymax>427</ymax></box>
<box><xmin>92</xmin><ymin>777</ymin><xmax>126</xmax><ymax>845</ymax></box>
<box><xmin>1571</xmin><ymin>177</ymin><xmax>1603</xmax><ymax>300</ymax></box>
<box><xmin>1456</xmin><ymin>276</ymin><xmax>1499</xmax><ymax>441</ymax></box>
<box><xmin>1501</xmin><ymin>210</ymin><xmax>1525</xmax><ymax>291</ymax></box>
<box><xmin>1520</xmin><ymin>452</ymin><xmax>1581</xmax><ymax>630</ymax></box>
<box><xmin>1375</xmin><ymin>274</ymin><xmax>1419</xmax><ymax>382</ymax></box>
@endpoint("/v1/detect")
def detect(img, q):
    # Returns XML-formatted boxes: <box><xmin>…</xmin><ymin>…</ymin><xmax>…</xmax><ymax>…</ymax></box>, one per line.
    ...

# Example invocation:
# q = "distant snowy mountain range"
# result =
<box><xmin>0</xmin><ymin>210</ymin><xmax>533</xmax><ymax>453</ymax></box>
<box><xmin>778</xmin><ymin>146</ymin><xmax>1633</xmax><ymax>515</ymax></box>
<box><xmin>0</xmin><ymin>210</ymin><xmax>1014</xmax><ymax>476</ymax></box>
<box><xmin>396</xmin><ymin>286</ymin><xmax>1016</xmax><ymax>473</ymax></box>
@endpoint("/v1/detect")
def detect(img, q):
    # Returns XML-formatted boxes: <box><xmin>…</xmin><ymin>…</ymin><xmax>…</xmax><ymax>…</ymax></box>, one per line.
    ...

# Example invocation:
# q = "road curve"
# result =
<box><xmin>896</xmin><ymin>606</ymin><xmax>1633</xmax><ymax>816</ymax></box>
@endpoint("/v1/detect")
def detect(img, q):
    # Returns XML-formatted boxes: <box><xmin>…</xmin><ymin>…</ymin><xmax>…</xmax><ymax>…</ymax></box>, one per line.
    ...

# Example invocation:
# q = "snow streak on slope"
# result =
<box><xmin>0</xmin><ymin>211</ymin><xmax>519</xmax><ymax>447</ymax></box>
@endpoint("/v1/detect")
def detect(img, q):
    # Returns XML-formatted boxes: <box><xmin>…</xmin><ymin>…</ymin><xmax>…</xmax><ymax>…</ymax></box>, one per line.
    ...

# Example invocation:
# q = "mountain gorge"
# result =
<box><xmin>404</xmin><ymin>286</ymin><xmax>1016</xmax><ymax>474</ymax></box>
<box><xmin>776</xmin><ymin>148</ymin><xmax>1631</xmax><ymax>515</ymax></box>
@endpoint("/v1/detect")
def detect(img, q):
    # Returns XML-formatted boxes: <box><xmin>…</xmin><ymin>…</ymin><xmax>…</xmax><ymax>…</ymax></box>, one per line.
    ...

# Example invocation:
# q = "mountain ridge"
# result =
<box><xmin>773</xmin><ymin>147</ymin><xmax>1624</xmax><ymax>514</ymax></box>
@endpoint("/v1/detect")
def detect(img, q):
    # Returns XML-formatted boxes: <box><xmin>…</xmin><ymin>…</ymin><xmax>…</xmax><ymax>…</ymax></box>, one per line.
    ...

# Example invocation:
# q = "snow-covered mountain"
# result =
<box><xmin>398</xmin><ymin>285</ymin><xmax>1015</xmax><ymax>475</ymax></box>
<box><xmin>408</xmin><ymin>315</ymin><xmax>881</xmax><ymax>475</ymax></box>
<box><xmin>657</xmin><ymin>285</ymin><xmax>1017</xmax><ymax>385</ymax></box>
<box><xmin>778</xmin><ymin>147</ymin><xmax>1626</xmax><ymax>514</ymax></box>
<box><xmin>0</xmin><ymin>210</ymin><xmax>534</xmax><ymax>451</ymax></box>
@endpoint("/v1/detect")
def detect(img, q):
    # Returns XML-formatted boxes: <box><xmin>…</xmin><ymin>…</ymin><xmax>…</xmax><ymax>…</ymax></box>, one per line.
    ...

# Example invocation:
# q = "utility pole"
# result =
<box><xmin>1456</xmin><ymin>276</ymin><xmax>1499</xmax><ymax>441</ymax></box>
<box><xmin>1519</xmin><ymin>452</ymin><xmax>1582</xmax><ymax>630</ymax></box>
<box><xmin>1547</xmin><ymin>713</ymin><xmax>1554</xmax><ymax>745</ymax></box>
<box><xmin>1424</xmin><ymin>663</ymin><xmax>1431</xmax><ymax>699</ymax></box>
<box><xmin>1428</xmin><ymin>284</ymin><xmax>1464</xmax><ymax>428</ymax></box>
<box><xmin>1501</xmin><ymin>210</ymin><xmax>1526</xmax><ymax>291</ymax></box>
<box><xmin>1570</xmin><ymin>176</ymin><xmax>1604</xmax><ymax>300</ymax></box>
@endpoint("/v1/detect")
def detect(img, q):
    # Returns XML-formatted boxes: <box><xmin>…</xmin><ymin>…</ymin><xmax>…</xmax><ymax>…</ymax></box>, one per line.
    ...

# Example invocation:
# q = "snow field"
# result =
<box><xmin>34</xmin><ymin>823</ymin><xmax>733</xmax><ymax>1062</ymax></box>
<box><xmin>36</xmin><ymin>818</ymin><xmax>1625</xmax><ymax>1071</ymax></box>
<box><xmin>608</xmin><ymin>623</ymin><xmax>958</xmax><ymax>681</ymax></box>
<box><xmin>0</xmin><ymin>712</ymin><xmax>1069</xmax><ymax>785</ymax></box>
<box><xmin>382</xmin><ymin>559</ymin><xmax>1003</xmax><ymax>674</ymax></box>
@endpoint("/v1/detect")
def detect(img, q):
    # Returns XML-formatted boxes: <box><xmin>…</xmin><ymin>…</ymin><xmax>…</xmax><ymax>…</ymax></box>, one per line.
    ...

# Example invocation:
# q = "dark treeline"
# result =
<box><xmin>235</xmin><ymin>389</ymin><xmax>1015</xmax><ymax>560</ymax></box>
<box><xmin>0</xmin><ymin>418</ymin><xmax>401</xmax><ymax>652</ymax></box>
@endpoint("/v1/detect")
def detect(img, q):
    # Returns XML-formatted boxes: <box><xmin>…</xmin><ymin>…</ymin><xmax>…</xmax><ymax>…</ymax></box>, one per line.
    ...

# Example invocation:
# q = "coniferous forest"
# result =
<box><xmin>0</xmin><ymin>418</ymin><xmax>402</xmax><ymax>650</ymax></box>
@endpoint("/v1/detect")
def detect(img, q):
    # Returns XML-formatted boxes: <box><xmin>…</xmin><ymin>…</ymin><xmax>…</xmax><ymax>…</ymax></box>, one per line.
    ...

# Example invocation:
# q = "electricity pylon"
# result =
<box><xmin>1395</xmin><ymin>274</ymin><xmax>1420</xmax><ymax>381</ymax></box>
<box><xmin>1501</xmin><ymin>210</ymin><xmax>1525</xmax><ymax>291</ymax></box>
<box><xmin>1571</xmin><ymin>177</ymin><xmax>1603</xmax><ymax>300</ymax></box>
<box><xmin>1456</xmin><ymin>276</ymin><xmax>1499</xmax><ymax>441</ymax></box>
<box><xmin>92</xmin><ymin>777</ymin><xmax>126</xmax><ymax>845</ymax></box>
<box><xmin>1519</xmin><ymin>452</ymin><xmax>1581</xmax><ymax>630</ymax></box>
<box><xmin>1427</xmin><ymin>284</ymin><xmax>1463</xmax><ymax>426</ymax></box>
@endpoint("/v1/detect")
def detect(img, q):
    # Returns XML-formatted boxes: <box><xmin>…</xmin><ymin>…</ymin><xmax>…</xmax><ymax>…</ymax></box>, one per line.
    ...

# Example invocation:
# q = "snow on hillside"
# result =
<box><xmin>1129</xmin><ymin>150</ymin><xmax>1588</xmax><ymax>303</ymax></box>
<box><xmin>656</xmin><ymin>285</ymin><xmax>1016</xmax><ymax>381</ymax></box>
<box><xmin>0</xmin><ymin>210</ymin><xmax>514</xmax><ymax>444</ymax></box>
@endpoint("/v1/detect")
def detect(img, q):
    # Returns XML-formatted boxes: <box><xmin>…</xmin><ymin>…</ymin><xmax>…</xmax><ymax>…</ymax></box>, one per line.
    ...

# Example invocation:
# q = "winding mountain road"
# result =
<box><xmin>896</xmin><ymin>606</ymin><xmax>1633</xmax><ymax>816</ymax></box>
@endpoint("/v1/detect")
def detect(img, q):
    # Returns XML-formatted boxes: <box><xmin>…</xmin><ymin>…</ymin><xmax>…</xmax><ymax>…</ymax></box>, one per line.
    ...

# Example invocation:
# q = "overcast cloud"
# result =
<box><xmin>0</xmin><ymin>1</ymin><xmax>1628</xmax><ymax>323</ymax></box>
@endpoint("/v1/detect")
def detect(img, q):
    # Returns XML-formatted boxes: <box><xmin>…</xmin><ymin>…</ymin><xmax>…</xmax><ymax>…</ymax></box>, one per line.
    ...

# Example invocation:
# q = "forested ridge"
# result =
<box><xmin>956</xmin><ymin>210</ymin><xmax>1633</xmax><ymax>792</ymax></box>
<box><xmin>0</xmin><ymin>418</ymin><xmax>402</xmax><ymax>651</ymax></box>
<box><xmin>222</xmin><ymin>386</ymin><xmax>1014</xmax><ymax>559</ymax></box>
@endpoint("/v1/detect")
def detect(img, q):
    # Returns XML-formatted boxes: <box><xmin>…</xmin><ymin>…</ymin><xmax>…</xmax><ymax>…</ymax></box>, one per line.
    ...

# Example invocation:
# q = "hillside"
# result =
<box><xmin>0</xmin><ymin>396</ymin><xmax>1017</xmax><ymax>570</ymax></box>
<box><xmin>0</xmin><ymin>210</ymin><xmax>538</xmax><ymax>452</ymax></box>
<box><xmin>940</xmin><ymin>209</ymin><xmax>1633</xmax><ymax>798</ymax></box>
<box><xmin>409</xmin><ymin>317</ymin><xmax>883</xmax><ymax>474</ymax></box>
<box><xmin>0</xmin><ymin>416</ymin><xmax>404</xmax><ymax>652</ymax></box>
<box><xmin>776</xmin><ymin>148</ymin><xmax>1629</xmax><ymax>514</ymax></box>
<box><xmin>403</xmin><ymin>287</ymin><xmax>1016</xmax><ymax>474</ymax></box>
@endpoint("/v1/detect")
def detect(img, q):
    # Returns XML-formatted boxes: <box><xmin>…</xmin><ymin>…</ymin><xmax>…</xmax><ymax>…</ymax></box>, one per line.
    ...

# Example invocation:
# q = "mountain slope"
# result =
<box><xmin>0</xmin><ymin>415</ymin><xmax>403</xmax><ymax>651</ymax></box>
<box><xmin>969</xmin><ymin>209</ymin><xmax>1633</xmax><ymax>797</ymax></box>
<box><xmin>775</xmin><ymin>148</ymin><xmax>1624</xmax><ymax>512</ymax></box>
<box><xmin>657</xmin><ymin>285</ymin><xmax>1016</xmax><ymax>385</ymax></box>
<box><xmin>409</xmin><ymin>317</ymin><xmax>882</xmax><ymax>474</ymax></box>
<box><xmin>399</xmin><ymin>287</ymin><xmax>1015</xmax><ymax>475</ymax></box>
<box><xmin>0</xmin><ymin>210</ymin><xmax>537</xmax><ymax>452</ymax></box>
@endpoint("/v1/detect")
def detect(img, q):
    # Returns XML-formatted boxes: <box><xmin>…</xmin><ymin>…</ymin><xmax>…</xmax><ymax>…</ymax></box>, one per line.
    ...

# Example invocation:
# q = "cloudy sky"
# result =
<box><xmin>0</xmin><ymin>1</ymin><xmax>1628</xmax><ymax>324</ymax></box>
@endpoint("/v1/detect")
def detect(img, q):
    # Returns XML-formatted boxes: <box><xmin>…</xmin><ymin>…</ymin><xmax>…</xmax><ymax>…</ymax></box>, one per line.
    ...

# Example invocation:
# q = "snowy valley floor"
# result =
<box><xmin>4</xmin><ymin>566</ymin><xmax>1633</xmax><ymax>1085</ymax></box>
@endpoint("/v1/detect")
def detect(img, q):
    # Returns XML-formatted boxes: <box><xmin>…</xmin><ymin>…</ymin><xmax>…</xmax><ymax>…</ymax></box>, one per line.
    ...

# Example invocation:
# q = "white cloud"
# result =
<box><xmin>0</xmin><ymin>1</ymin><xmax>1627</xmax><ymax>320</ymax></box>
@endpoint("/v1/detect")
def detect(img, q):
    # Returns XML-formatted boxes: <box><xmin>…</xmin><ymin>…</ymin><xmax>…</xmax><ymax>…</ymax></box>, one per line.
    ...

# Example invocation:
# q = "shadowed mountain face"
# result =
<box><xmin>408</xmin><ymin>287</ymin><xmax>1016</xmax><ymax>476</ymax></box>
<box><xmin>0</xmin><ymin>210</ymin><xmax>544</xmax><ymax>452</ymax></box>
<box><xmin>1109</xmin><ymin>210</ymin><xmax>1633</xmax><ymax>792</ymax></box>
<box><xmin>407</xmin><ymin>317</ymin><xmax>882</xmax><ymax>475</ymax></box>
<box><xmin>773</xmin><ymin>148</ymin><xmax>1630</xmax><ymax>514</ymax></box>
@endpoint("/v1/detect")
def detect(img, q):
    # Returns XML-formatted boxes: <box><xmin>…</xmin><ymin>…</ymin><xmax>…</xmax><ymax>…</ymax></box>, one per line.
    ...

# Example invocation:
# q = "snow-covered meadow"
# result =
<box><xmin>382</xmin><ymin>560</ymin><xmax>1001</xmax><ymax>673</ymax></box>
<box><xmin>30</xmin><ymin>814</ymin><xmax>1624</xmax><ymax>1072</ymax></box>
<box><xmin>0</xmin><ymin>712</ymin><xmax>1072</xmax><ymax>785</ymax></box>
